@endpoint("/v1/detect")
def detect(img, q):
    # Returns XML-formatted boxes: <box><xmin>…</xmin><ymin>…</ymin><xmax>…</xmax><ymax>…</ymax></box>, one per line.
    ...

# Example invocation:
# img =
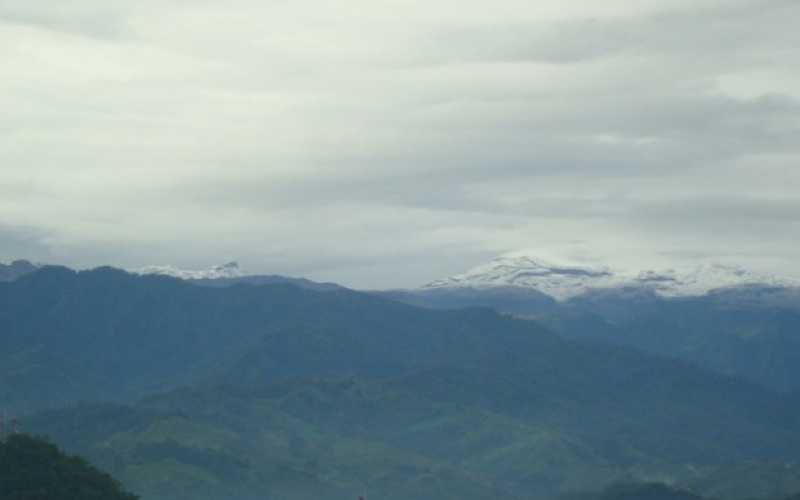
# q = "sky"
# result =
<box><xmin>1</xmin><ymin>0</ymin><xmax>799</xmax><ymax>288</ymax></box>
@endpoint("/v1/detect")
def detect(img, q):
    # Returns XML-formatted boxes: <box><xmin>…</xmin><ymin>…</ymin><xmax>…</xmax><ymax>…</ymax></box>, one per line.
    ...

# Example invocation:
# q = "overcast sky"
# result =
<box><xmin>1</xmin><ymin>0</ymin><xmax>799</xmax><ymax>288</ymax></box>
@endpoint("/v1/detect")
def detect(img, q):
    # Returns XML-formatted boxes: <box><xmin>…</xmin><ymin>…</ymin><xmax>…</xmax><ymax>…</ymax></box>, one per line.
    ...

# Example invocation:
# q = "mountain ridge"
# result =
<box><xmin>0</xmin><ymin>259</ymin><xmax>39</xmax><ymax>282</ymax></box>
<box><xmin>134</xmin><ymin>261</ymin><xmax>346</xmax><ymax>291</ymax></box>
<box><xmin>7</xmin><ymin>256</ymin><xmax>799</xmax><ymax>301</ymax></box>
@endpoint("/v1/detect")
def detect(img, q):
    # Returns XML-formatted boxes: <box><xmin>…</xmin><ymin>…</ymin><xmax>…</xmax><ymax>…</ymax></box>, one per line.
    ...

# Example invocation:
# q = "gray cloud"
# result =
<box><xmin>1</xmin><ymin>0</ymin><xmax>799</xmax><ymax>287</ymax></box>
<box><xmin>0</xmin><ymin>225</ymin><xmax>54</xmax><ymax>263</ymax></box>
<box><xmin>0</xmin><ymin>1</ymin><xmax>138</xmax><ymax>40</ymax></box>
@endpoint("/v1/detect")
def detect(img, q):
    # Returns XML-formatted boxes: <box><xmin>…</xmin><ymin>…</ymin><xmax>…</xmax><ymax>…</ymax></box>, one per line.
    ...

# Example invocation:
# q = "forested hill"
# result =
<box><xmin>0</xmin><ymin>265</ymin><xmax>560</xmax><ymax>413</ymax></box>
<box><xmin>0</xmin><ymin>433</ymin><xmax>138</xmax><ymax>500</ymax></box>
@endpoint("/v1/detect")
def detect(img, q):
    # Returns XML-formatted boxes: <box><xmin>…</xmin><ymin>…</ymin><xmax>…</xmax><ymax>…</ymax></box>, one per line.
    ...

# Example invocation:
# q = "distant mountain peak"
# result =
<box><xmin>424</xmin><ymin>254</ymin><xmax>799</xmax><ymax>300</ymax></box>
<box><xmin>0</xmin><ymin>259</ymin><xmax>40</xmax><ymax>282</ymax></box>
<box><xmin>134</xmin><ymin>261</ymin><xmax>245</xmax><ymax>280</ymax></box>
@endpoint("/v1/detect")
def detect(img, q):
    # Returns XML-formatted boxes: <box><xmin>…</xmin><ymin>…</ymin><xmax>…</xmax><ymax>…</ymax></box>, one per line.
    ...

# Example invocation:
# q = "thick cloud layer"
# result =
<box><xmin>1</xmin><ymin>0</ymin><xmax>798</xmax><ymax>287</ymax></box>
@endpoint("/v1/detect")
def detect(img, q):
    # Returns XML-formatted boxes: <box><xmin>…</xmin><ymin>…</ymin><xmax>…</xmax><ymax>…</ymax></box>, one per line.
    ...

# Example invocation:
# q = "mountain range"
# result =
<box><xmin>8</xmin><ymin>255</ymin><xmax>797</xmax><ymax>302</ymax></box>
<box><xmin>422</xmin><ymin>255</ymin><xmax>800</xmax><ymax>300</ymax></box>
<box><xmin>3</xmin><ymin>258</ymin><xmax>800</xmax><ymax>499</ymax></box>
<box><xmin>6</xmin><ymin>256</ymin><xmax>800</xmax><ymax>395</ymax></box>
<box><xmin>376</xmin><ymin>256</ymin><xmax>800</xmax><ymax>394</ymax></box>
<box><xmin>136</xmin><ymin>262</ymin><xmax>247</xmax><ymax>280</ymax></box>
<box><xmin>83</xmin><ymin>256</ymin><xmax>800</xmax><ymax>300</ymax></box>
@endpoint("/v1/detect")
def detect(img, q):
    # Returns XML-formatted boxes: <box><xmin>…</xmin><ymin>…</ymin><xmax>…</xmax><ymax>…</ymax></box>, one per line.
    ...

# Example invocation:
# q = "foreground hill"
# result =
<box><xmin>24</xmin><ymin>387</ymin><xmax>514</xmax><ymax>500</ymax></box>
<box><xmin>20</xmin><ymin>377</ymin><xmax>800</xmax><ymax>500</ymax></box>
<box><xmin>0</xmin><ymin>433</ymin><xmax>138</xmax><ymax>500</ymax></box>
<box><xmin>22</xmin><ymin>375</ymin><xmax>800</xmax><ymax>500</ymax></box>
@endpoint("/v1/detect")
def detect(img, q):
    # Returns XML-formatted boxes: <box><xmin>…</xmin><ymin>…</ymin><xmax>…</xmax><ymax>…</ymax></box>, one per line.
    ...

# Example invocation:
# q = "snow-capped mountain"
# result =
<box><xmin>135</xmin><ymin>261</ymin><xmax>245</xmax><ymax>280</ymax></box>
<box><xmin>424</xmin><ymin>255</ymin><xmax>800</xmax><ymax>301</ymax></box>
<box><xmin>132</xmin><ymin>262</ymin><xmax>346</xmax><ymax>292</ymax></box>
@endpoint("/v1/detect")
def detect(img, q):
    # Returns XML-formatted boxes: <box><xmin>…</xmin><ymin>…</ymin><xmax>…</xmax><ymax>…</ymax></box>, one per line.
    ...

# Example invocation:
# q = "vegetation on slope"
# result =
<box><xmin>0</xmin><ymin>433</ymin><xmax>138</xmax><ymax>500</ymax></box>
<box><xmin>21</xmin><ymin>376</ymin><xmax>800</xmax><ymax>500</ymax></box>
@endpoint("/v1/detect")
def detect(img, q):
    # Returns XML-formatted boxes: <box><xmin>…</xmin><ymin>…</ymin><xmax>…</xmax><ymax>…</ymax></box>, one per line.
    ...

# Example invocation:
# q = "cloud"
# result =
<box><xmin>1</xmin><ymin>0</ymin><xmax>799</xmax><ymax>287</ymax></box>
<box><xmin>0</xmin><ymin>225</ymin><xmax>54</xmax><ymax>263</ymax></box>
<box><xmin>0</xmin><ymin>1</ymin><xmax>140</xmax><ymax>40</ymax></box>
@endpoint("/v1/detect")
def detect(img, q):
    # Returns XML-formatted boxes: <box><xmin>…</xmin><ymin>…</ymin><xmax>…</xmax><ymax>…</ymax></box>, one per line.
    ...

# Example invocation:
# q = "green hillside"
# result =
<box><xmin>21</xmin><ymin>376</ymin><xmax>800</xmax><ymax>500</ymax></box>
<box><xmin>0</xmin><ymin>433</ymin><xmax>138</xmax><ymax>500</ymax></box>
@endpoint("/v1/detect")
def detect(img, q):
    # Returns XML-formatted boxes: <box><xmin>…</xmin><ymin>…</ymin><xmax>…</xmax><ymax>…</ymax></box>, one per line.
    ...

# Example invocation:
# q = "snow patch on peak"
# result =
<box><xmin>135</xmin><ymin>262</ymin><xmax>245</xmax><ymax>280</ymax></box>
<box><xmin>629</xmin><ymin>263</ymin><xmax>799</xmax><ymax>298</ymax></box>
<box><xmin>425</xmin><ymin>255</ymin><xmax>621</xmax><ymax>300</ymax></box>
<box><xmin>424</xmin><ymin>255</ymin><xmax>800</xmax><ymax>301</ymax></box>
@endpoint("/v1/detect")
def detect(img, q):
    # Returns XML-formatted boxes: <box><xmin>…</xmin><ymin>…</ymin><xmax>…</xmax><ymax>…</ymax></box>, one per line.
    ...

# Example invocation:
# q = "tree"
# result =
<box><xmin>0</xmin><ymin>434</ymin><xmax>138</xmax><ymax>500</ymax></box>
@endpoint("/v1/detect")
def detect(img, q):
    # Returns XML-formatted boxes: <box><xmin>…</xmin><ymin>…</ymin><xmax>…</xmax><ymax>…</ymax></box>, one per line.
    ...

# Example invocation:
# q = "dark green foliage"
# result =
<box><xmin>22</xmin><ymin>386</ymin><xmax>556</xmax><ymax>500</ymax></box>
<box><xmin>0</xmin><ymin>434</ymin><xmax>138</xmax><ymax>500</ymax></box>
